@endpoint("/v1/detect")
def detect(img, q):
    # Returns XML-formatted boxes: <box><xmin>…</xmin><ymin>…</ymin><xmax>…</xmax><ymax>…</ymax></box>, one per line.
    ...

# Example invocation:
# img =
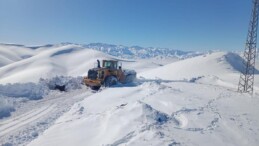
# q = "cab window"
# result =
<box><xmin>104</xmin><ymin>61</ymin><xmax>111</xmax><ymax>68</ymax></box>
<box><xmin>104</xmin><ymin>61</ymin><xmax>117</xmax><ymax>69</ymax></box>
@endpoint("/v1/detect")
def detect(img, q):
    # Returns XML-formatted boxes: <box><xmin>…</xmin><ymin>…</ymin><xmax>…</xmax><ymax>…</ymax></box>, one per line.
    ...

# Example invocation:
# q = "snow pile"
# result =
<box><xmin>0</xmin><ymin>98</ymin><xmax>15</xmax><ymax>119</ymax></box>
<box><xmin>0</xmin><ymin>76</ymin><xmax>84</xmax><ymax>100</ymax></box>
<box><xmin>0</xmin><ymin>76</ymin><xmax>84</xmax><ymax>120</ymax></box>
<box><xmin>40</xmin><ymin>76</ymin><xmax>83</xmax><ymax>91</ymax></box>
<box><xmin>141</xmin><ymin>101</ymin><xmax>169</xmax><ymax>125</ymax></box>
<box><xmin>0</xmin><ymin>82</ymin><xmax>48</xmax><ymax>100</ymax></box>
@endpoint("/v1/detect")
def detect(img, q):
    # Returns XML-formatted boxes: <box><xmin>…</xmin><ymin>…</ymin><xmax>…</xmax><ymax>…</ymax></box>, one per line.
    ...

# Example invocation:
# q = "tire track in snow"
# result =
<box><xmin>0</xmin><ymin>104</ymin><xmax>56</xmax><ymax>138</ymax></box>
<box><xmin>0</xmin><ymin>88</ymin><xmax>93</xmax><ymax>146</ymax></box>
<box><xmin>0</xmin><ymin>109</ymin><xmax>36</xmax><ymax>126</ymax></box>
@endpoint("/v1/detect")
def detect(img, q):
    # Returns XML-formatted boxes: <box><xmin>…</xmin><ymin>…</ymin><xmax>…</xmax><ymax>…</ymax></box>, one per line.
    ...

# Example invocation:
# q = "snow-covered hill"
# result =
<box><xmin>141</xmin><ymin>52</ymin><xmax>259</xmax><ymax>90</ymax></box>
<box><xmin>0</xmin><ymin>44</ymin><xmax>36</xmax><ymax>67</ymax></box>
<box><xmin>0</xmin><ymin>44</ymin><xmax>113</xmax><ymax>83</ymax></box>
<box><xmin>0</xmin><ymin>43</ymin><xmax>259</xmax><ymax>146</ymax></box>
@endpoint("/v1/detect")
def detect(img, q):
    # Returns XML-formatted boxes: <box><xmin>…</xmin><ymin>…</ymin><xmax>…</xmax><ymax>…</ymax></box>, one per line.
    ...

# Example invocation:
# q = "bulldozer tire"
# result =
<box><xmin>104</xmin><ymin>76</ymin><xmax>118</xmax><ymax>87</ymax></box>
<box><xmin>90</xmin><ymin>86</ymin><xmax>101</xmax><ymax>91</ymax></box>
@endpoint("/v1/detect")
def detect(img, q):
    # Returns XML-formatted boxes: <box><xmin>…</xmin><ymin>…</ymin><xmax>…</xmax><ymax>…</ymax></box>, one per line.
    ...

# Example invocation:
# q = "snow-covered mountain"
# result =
<box><xmin>0</xmin><ymin>43</ymin><xmax>259</xmax><ymax>146</ymax></box>
<box><xmin>84</xmin><ymin>43</ymin><xmax>203</xmax><ymax>59</ymax></box>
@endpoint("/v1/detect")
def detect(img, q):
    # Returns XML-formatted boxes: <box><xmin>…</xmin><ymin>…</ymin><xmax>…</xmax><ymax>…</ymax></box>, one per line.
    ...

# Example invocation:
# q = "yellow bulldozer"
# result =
<box><xmin>83</xmin><ymin>60</ymin><xmax>136</xmax><ymax>90</ymax></box>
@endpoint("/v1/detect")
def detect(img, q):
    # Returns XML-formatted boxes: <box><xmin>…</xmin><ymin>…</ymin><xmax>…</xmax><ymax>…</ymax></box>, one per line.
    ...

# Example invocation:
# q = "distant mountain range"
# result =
<box><xmin>82</xmin><ymin>43</ymin><xmax>203</xmax><ymax>59</ymax></box>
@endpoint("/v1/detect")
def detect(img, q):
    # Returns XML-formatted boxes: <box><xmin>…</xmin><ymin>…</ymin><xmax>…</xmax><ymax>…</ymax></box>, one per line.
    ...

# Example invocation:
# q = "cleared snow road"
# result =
<box><xmin>0</xmin><ymin>87</ymin><xmax>93</xmax><ymax>146</ymax></box>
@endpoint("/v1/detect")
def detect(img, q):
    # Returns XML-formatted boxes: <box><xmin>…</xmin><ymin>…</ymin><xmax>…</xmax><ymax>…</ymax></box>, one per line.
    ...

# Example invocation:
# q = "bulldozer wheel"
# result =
<box><xmin>104</xmin><ymin>76</ymin><xmax>118</xmax><ymax>87</ymax></box>
<box><xmin>90</xmin><ymin>86</ymin><xmax>101</xmax><ymax>91</ymax></box>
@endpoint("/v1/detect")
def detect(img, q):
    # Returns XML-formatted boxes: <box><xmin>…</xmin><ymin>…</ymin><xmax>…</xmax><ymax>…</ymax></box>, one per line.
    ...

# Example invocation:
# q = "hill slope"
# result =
<box><xmin>0</xmin><ymin>44</ymin><xmax>115</xmax><ymax>84</ymax></box>
<box><xmin>140</xmin><ymin>52</ymin><xmax>259</xmax><ymax>89</ymax></box>
<box><xmin>0</xmin><ymin>44</ymin><xmax>36</xmax><ymax>67</ymax></box>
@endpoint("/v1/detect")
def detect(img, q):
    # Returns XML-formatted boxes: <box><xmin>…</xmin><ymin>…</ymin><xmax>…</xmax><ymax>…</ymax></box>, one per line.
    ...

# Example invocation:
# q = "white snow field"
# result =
<box><xmin>0</xmin><ymin>43</ymin><xmax>259</xmax><ymax>146</ymax></box>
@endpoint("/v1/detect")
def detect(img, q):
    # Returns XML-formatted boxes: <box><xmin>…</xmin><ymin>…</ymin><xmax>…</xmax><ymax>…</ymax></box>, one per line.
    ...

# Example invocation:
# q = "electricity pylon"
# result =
<box><xmin>238</xmin><ymin>0</ymin><xmax>259</xmax><ymax>94</ymax></box>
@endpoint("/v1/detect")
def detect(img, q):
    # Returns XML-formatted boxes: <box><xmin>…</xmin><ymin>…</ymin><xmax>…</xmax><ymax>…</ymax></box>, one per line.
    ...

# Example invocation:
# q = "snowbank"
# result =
<box><xmin>0</xmin><ymin>98</ymin><xmax>15</xmax><ymax>119</ymax></box>
<box><xmin>0</xmin><ymin>76</ymin><xmax>84</xmax><ymax>99</ymax></box>
<box><xmin>40</xmin><ymin>76</ymin><xmax>83</xmax><ymax>91</ymax></box>
<box><xmin>0</xmin><ymin>83</ymin><xmax>48</xmax><ymax>100</ymax></box>
<box><xmin>0</xmin><ymin>76</ymin><xmax>84</xmax><ymax>119</ymax></box>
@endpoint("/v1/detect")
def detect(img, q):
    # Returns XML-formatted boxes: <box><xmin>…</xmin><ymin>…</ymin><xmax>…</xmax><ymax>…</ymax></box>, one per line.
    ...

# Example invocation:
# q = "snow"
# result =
<box><xmin>0</xmin><ymin>83</ymin><xmax>47</xmax><ymax>100</ymax></box>
<box><xmin>0</xmin><ymin>75</ymin><xmax>84</xmax><ymax>122</ymax></box>
<box><xmin>0</xmin><ymin>76</ymin><xmax>84</xmax><ymax>100</ymax></box>
<box><xmin>139</xmin><ymin>52</ymin><xmax>254</xmax><ymax>90</ymax></box>
<box><xmin>0</xmin><ymin>43</ymin><xmax>259</xmax><ymax>146</ymax></box>
<box><xmin>0</xmin><ymin>98</ymin><xmax>15</xmax><ymax>119</ymax></box>
<box><xmin>40</xmin><ymin>76</ymin><xmax>83</xmax><ymax>91</ymax></box>
<box><xmin>0</xmin><ymin>44</ymin><xmax>113</xmax><ymax>84</ymax></box>
<box><xmin>140</xmin><ymin>52</ymin><xmax>236</xmax><ymax>79</ymax></box>
<box><xmin>0</xmin><ymin>43</ymin><xmax>182</xmax><ymax>84</ymax></box>
<box><xmin>84</xmin><ymin>43</ymin><xmax>203</xmax><ymax>59</ymax></box>
<box><xmin>0</xmin><ymin>86</ymin><xmax>92</xmax><ymax>145</ymax></box>
<box><xmin>28</xmin><ymin>81</ymin><xmax>259</xmax><ymax>146</ymax></box>
<box><xmin>0</xmin><ymin>44</ymin><xmax>35</xmax><ymax>67</ymax></box>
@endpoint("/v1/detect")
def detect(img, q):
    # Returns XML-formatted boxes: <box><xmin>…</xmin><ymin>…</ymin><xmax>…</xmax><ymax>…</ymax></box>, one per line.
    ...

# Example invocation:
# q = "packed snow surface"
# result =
<box><xmin>0</xmin><ymin>43</ymin><xmax>259</xmax><ymax>146</ymax></box>
<box><xmin>28</xmin><ymin>82</ymin><xmax>259</xmax><ymax>146</ymax></box>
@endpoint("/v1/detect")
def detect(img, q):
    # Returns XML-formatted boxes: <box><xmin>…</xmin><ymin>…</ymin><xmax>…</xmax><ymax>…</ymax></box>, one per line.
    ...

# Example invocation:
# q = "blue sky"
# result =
<box><xmin>0</xmin><ymin>0</ymin><xmax>253</xmax><ymax>51</ymax></box>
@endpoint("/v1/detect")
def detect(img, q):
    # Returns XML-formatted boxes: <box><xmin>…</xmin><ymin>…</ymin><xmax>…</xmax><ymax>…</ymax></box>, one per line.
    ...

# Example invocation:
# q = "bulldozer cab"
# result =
<box><xmin>102</xmin><ymin>60</ymin><xmax>118</xmax><ymax>69</ymax></box>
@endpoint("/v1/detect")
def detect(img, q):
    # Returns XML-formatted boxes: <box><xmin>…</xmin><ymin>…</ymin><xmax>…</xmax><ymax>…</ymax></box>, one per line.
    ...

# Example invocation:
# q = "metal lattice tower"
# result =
<box><xmin>238</xmin><ymin>0</ymin><xmax>259</xmax><ymax>94</ymax></box>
